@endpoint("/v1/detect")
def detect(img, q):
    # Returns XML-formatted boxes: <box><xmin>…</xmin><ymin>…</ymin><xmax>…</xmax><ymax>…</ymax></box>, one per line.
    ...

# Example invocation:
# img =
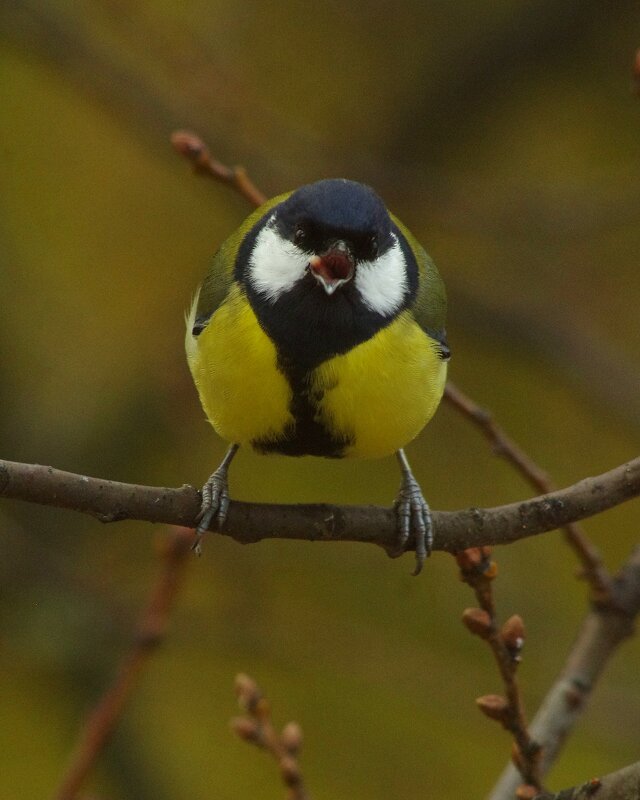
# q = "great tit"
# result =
<box><xmin>186</xmin><ymin>179</ymin><xmax>449</xmax><ymax>574</ymax></box>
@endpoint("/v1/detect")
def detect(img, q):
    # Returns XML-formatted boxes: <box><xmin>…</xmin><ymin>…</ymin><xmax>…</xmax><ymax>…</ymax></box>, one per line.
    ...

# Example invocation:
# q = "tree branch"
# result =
<box><xmin>52</xmin><ymin>527</ymin><xmax>193</xmax><ymax>800</ymax></box>
<box><xmin>231</xmin><ymin>674</ymin><xmax>309</xmax><ymax>800</ymax></box>
<box><xmin>488</xmin><ymin>545</ymin><xmax>640</xmax><ymax>800</ymax></box>
<box><xmin>458</xmin><ymin>549</ymin><xmax>542</xmax><ymax>790</ymax></box>
<box><xmin>1</xmin><ymin>456</ymin><xmax>639</xmax><ymax>555</ymax></box>
<box><xmin>444</xmin><ymin>382</ymin><xmax>611</xmax><ymax>600</ymax></box>
<box><xmin>171</xmin><ymin>130</ymin><xmax>267</xmax><ymax>207</ymax></box>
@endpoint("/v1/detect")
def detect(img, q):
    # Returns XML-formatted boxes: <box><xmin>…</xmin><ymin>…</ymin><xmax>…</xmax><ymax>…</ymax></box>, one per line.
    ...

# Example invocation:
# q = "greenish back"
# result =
<box><xmin>391</xmin><ymin>214</ymin><xmax>447</xmax><ymax>337</ymax></box>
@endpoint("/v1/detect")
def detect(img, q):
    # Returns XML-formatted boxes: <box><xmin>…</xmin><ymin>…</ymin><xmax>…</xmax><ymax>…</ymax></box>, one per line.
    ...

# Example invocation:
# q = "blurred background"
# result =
<box><xmin>2</xmin><ymin>2</ymin><xmax>640</xmax><ymax>798</ymax></box>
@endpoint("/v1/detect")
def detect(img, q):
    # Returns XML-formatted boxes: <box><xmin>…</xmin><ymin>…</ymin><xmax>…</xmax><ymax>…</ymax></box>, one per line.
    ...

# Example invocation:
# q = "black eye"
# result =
<box><xmin>368</xmin><ymin>235</ymin><xmax>378</xmax><ymax>258</ymax></box>
<box><xmin>294</xmin><ymin>225</ymin><xmax>307</xmax><ymax>245</ymax></box>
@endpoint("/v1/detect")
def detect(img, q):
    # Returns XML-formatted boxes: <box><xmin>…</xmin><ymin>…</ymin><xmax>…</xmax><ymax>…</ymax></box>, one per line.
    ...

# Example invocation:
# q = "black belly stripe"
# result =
<box><xmin>251</xmin><ymin>359</ymin><xmax>353</xmax><ymax>458</ymax></box>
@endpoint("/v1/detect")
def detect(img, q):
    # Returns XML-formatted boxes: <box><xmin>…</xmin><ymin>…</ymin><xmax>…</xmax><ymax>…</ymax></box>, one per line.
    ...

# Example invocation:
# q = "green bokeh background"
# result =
<box><xmin>2</xmin><ymin>2</ymin><xmax>640</xmax><ymax>798</ymax></box>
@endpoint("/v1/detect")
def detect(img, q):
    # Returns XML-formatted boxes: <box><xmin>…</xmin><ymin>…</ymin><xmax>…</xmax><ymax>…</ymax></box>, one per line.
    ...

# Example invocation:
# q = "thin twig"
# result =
<box><xmin>488</xmin><ymin>545</ymin><xmax>640</xmax><ymax>800</ymax></box>
<box><xmin>1</xmin><ymin>457</ymin><xmax>640</xmax><ymax>557</ymax></box>
<box><xmin>444</xmin><ymin>382</ymin><xmax>612</xmax><ymax>602</ymax></box>
<box><xmin>458</xmin><ymin>548</ymin><xmax>542</xmax><ymax>792</ymax></box>
<box><xmin>52</xmin><ymin>527</ymin><xmax>194</xmax><ymax>800</ymax></box>
<box><xmin>231</xmin><ymin>674</ymin><xmax>309</xmax><ymax>800</ymax></box>
<box><xmin>171</xmin><ymin>130</ymin><xmax>266</xmax><ymax>208</ymax></box>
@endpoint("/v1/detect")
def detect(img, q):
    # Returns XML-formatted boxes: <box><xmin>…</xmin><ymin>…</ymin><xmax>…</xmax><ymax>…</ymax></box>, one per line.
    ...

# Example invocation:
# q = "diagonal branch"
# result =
<box><xmin>444</xmin><ymin>383</ymin><xmax>611</xmax><ymax>600</ymax></box>
<box><xmin>52</xmin><ymin>527</ymin><xmax>193</xmax><ymax>800</ymax></box>
<box><xmin>1</xmin><ymin>457</ymin><xmax>639</xmax><ymax>556</ymax></box>
<box><xmin>488</xmin><ymin>545</ymin><xmax>640</xmax><ymax>800</ymax></box>
<box><xmin>171</xmin><ymin>130</ymin><xmax>267</xmax><ymax>207</ymax></box>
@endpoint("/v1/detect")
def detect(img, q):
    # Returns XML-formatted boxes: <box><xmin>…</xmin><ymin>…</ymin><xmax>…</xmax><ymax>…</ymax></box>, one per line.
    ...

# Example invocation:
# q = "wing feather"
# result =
<box><xmin>391</xmin><ymin>215</ymin><xmax>450</xmax><ymax>360</ymax></box>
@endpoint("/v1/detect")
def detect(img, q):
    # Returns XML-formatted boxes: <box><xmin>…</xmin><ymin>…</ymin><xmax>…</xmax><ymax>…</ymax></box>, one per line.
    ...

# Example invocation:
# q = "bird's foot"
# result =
<box><xmin>192</xmin><ymin>444</ymin><xmax>239</xmax><ymax>555</ymax></box>
<box><xmin>392</xmin><ymin>450</ymin><xmax>433</xmax><ymax>576</ymax></box>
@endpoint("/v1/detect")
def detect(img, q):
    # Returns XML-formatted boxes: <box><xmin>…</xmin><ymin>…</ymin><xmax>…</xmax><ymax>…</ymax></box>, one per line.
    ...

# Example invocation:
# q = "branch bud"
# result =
<box><xmin>279</xmin><ymin>755</ymin><xmax>301</xmax><ymax>787</ymax></box>
<box><xmin>171</xmin><ymin>130</ymin><xmax>206</xmax><ymax>159</ymax></box>
<box><xmin>281</xmin><ymin>721</ymin><xmax>304</xmax><ymax>755</ymax></box>
<box><xmin>229</xmin><ymin>716</ymin><xmax>259</xmax><ymax>743</ymax></box>
<box><xmin>234</xmin><ymin>673</ymin><xmax>261</xmax><ymax>712</ymax></box>
<box><xmin>462</xmin><ymin>607</ymin><xmax>493</xmax><ymax>638</ymax></box>
<box><xmin>476</xmin><ymin>694</ymin><xmax>509</xmax><ymax>722</ymax></box>
<box><xmin>455</xmin><ymin>547</ymin><xmax>497</xmax><ymax>580</ymax></box>
<box><xmin>501</xmin><ymin>614</ymin><xmax>525</xmax><ymax>662</ymax></box>
<box><xmin>455</xmin><ymin>547</ymin><xmax>484</xmax><ymax>571</ymax></box>
<box><xmin>234</xmin><ymin>672</ymin><xmax>257</xmax><ymax>697</ymax></box>
<box><xmin>515</xmin><ymin>785</ymin><xmax>538</xmax><ymax>800</ymax></box>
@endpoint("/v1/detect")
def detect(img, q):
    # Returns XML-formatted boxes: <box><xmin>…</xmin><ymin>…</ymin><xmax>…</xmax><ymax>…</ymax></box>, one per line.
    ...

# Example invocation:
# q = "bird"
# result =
<box><xmin>185</xmin><ymin>178</ymin><xmax>449</xmax><ymax>574</ymax></box>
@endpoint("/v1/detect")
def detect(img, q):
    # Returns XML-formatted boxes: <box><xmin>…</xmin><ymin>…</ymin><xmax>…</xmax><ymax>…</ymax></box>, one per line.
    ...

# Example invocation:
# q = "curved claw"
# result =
<box><xmin>192</xmin><ymin>443</ymin><xmax>239</xmax><ymax>555</ymax></box>
<box><xmin>393</xmin><ymin>449</ymin><xmax>433</xmax><ymax>576</ymax></box>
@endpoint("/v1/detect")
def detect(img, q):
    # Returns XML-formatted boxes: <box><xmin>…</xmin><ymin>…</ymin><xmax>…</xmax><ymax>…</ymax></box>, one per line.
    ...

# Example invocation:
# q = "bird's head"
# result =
<box><xmin>244</xmin><ymin>179</ymin><xmax>410</xmax><ymax>318</ymax></box>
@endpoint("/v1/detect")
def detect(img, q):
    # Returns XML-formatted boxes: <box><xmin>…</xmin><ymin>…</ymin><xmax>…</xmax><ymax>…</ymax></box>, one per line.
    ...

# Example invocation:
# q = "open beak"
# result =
<box><xmin>308</xmin><ymin>240</ymin><xmax>355</xmax><ymax>295</ymax></box>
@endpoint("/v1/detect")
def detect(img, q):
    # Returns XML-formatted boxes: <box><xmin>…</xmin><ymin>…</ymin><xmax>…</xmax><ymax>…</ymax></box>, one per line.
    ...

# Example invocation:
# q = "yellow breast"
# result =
<box><xmin>186</xmin><ymin>290</ymin><xmax>446</xmax><ymax>459</ymax></box>
<box><xmin>186</xmin><ymin>285</ymin><xmax>294</xmax><ymax>446</ymax></box>
<box><xmin>310</xmin><ymin>312</ymin><xmax>447</xmax><ymax>459</ymax></box>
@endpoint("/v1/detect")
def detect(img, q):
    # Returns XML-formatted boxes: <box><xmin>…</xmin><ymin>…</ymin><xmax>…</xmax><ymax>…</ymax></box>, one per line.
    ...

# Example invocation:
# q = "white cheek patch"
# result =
<box><xmin>248</xmin><ymin>221</ymin><xmax>309</xmax><ymax>302</ymax></box>
<box><xmin>355</xmin><ymin>236</ymin><xmax>408</xmax><ymax>316</ymax></box>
